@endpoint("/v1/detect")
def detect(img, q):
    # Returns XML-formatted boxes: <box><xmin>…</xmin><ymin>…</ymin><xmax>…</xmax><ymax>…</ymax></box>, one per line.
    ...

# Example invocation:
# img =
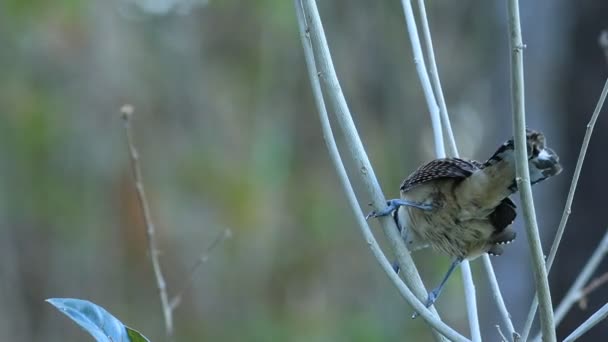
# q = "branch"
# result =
<box><xmin>562</xmin><ymin>303</ymin><xmax>608</xmax><ymax>342</ymax></box>
<box><xmin>121</xmin><ymin>105</ymin><xmax>174</xmax><ymax>340</ymax></box>
<box><xmin>399</xmin><ymin>0</ymin><xmax>445</xmax><ymax>158</ymax></box>
<box><xmin>169</xmin><ymin>228</ymin><xmax>232</xmax><ymax>310</ymax></box>
<box><xmin>415</xmin><ymin>0</ymin><xmax>457</xmax><ymax>158</ymax></box>
<box><xmin>295</xmin><ymin>1</ymin><xmax>468</xmax><ymax>341</ymax></box>
<box><xmin>520</xmin><ymin>76</ymin><xmax>608</xmax><ymax>341</ymax></box>
<box><xmin>481</xmin><ymin>256</ymin><xmax>519</xmax><ymax>341</ymax></box>
<box><xmin>577</xmin><ymin>272</ymin><xmax>608</xmax><ymax>310</ymax></box>
<box><xmin>506</xmin><ymin>1</ymin><xmax>556</xmax><ymax>341</ymax></box>
<box><xmin>553</xmin><ymin>229</ymin><xmax>608</xmax><ymax>325</ymax></box>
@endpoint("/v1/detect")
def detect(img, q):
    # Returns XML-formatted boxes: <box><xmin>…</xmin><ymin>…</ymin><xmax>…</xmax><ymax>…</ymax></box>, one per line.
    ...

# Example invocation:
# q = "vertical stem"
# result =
<box><xmin>415</xmin><ymin>0</ymin><xmax>458</xmax><ymax>158</ymax></box>
<box><xmin>506</xmin><ymin>1</ymin><xmax>556</xmax><ymax>341</ymax></box>
<box><xmin>399</xmin><ymin>0</ymin><xmax>445</xmax><ymax>158</ymax></box>
<box><xmin>121</xmin><ymin>106</ymin><xmax>174</xmax><ymax>341</ymax></box>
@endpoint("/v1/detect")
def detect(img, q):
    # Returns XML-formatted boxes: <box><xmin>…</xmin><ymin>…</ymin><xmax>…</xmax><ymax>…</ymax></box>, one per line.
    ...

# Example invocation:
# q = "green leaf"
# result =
<box><xmin>46</xmin><ymin>298</ymin><xmax>150</xmax><ymax>342</ymax></box>
<box><xmin>126</xmin><ymin>327</ymin><xmax>151</xmax><ymax>342</ymax></box>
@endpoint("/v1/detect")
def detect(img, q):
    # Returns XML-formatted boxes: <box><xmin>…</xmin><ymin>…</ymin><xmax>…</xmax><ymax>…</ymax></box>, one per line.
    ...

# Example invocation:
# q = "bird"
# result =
<box><xmin>366</xmin><ymin>128</ymin><xmax>562</xmax><ymax>314</ymax></box>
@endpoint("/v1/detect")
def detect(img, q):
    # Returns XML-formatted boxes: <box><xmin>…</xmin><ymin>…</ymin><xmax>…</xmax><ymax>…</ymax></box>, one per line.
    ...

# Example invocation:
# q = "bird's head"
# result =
<box><xmin>485</xmin><ymin>128</ymin><xmax>562</xmax><ymax>185</ymax></box>
<box><xmin>524</xmin><ymin>129</ymin><xmax>562</xmax><ymax>182</ymax></box>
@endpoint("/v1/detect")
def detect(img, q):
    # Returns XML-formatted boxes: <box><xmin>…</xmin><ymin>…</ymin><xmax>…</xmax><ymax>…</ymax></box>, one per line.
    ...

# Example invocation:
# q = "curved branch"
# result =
<box><xmin>295</xmin><ymin>1</ymin><xmax>468</xmax><ymax>341</ymax></box>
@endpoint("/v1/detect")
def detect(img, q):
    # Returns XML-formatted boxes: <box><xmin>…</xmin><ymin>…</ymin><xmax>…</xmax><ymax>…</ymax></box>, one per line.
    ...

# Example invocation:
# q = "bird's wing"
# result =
<box><xmin>399</xmin><ymin>158</ymin><xmax>481</xmax><ymax>193</ymax></box>
<box><xmin>489</xmin><ymin>197</ymin><xmax>517</xmax><ymax>233</ymax></box>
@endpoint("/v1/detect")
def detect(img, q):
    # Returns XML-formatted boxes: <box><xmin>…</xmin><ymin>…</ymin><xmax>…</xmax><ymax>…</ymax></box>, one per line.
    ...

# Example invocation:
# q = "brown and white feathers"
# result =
<box><xmin>396</xmin><ymin>129</ymin><xmax>561</xmax><ymax>259</ymax></box>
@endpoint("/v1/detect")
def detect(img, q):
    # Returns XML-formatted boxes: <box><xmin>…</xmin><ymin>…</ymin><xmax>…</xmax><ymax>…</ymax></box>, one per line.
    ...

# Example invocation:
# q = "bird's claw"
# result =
<box><xmin>366</xmin><ymin>199</ymin><xmax>435</xmax><ymax>221</ymax></box>
<box><xmin>411</xmin><ymin>290</ymin><xmax>439</xmax><ymax>319</ymax></box>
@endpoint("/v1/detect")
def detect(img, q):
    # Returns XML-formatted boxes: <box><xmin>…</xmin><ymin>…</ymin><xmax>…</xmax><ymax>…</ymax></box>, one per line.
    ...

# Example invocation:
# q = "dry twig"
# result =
<box><xmin>121</xmin><ymin>105</ymin><xmax>174</xmax><ymax>340</ymax></box>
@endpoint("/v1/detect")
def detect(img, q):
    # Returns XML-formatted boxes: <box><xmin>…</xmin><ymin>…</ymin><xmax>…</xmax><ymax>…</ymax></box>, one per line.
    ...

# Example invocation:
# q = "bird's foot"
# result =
<box><xmin>365</xmin><ymin>199</ymin><xmax>435</xmax><ymax>220</ymax></box>
<box><xmin>411</xmin><ymin>289</ymin><xmax>440</xmax><ymax>319</ymax></box>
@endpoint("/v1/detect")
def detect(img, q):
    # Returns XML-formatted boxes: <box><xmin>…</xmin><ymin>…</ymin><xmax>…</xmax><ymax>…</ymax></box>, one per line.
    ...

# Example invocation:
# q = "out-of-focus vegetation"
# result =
<box><xmin>1</xmin><ymin>1</ymin><xmax>607</xmax><ymax>341</ymax></box>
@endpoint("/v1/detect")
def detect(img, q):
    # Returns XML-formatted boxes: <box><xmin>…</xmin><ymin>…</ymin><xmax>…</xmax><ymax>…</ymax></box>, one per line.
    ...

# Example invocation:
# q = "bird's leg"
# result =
<box><xmin>368</xmin><ymin>199</ymin><xmax>433</xmax><ymax>274</ymax></box>
<box><xmin>365</xmin><ymin>199</ymin><xmax>434</xmax><ymax>220</ymax></box>
<box><xmin>412</xmin><ymin>257</ymin><xmax>463</xmax><ymax>319</ymax></box>
<box><xmin>391</xmin><ymin>213</ymin><xmax>402</xmax><ymax>274</ymax></box>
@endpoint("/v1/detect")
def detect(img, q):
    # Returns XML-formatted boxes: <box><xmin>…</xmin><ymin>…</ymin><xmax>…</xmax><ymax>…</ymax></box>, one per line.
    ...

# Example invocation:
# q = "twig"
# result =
<box><xmin>506</xmin><ymin>1</ymin><xmax>556</xmax><ymax>341</ymax></box>
<box><xmin>295</xmin><ymin>1</ymin><xmax>466</xmax><ymax>341</ymax></box>
<box><xmin>481</xmin><ymin>256</ymin><xmax>519</xmax><ymax>340</ymax></box>
<box><xmin>415</xmin><ymin>0</ymin><xmax>457</xmax><ymax>158</ymax></box>
<box><xmin>578</xmin><ymin>272</ymin><xmax>608</xmax><ymax>310</ymax></box>
<box><xmin>398</xmin><ymin>0</ymin><xmax>445</xmax><ymax>158</ymax></box>
<box><xmin>562</xmin><ymin>303</ymin><xmax>608</xmax><ymax>342</ymax></box>
<box><xmin>121</xmin><ymin>105</ymin><xmax>174</xmax><ymax>340</ymax></box>
<box><xmin>520</xmin><ymin>76</ymin><xmax>608</xmax><ymax>341</ymax></box>
<box><xmin>496</xmin><ymin>324</ymin><xmax>508</xmax><ymax>342</ymax></box>
<box><xmin>169</xmin><ymin>228</ymin><xmax>232</xmax><ymax>310</ymax></box>
<box><xmin>552</xmin><ymin>229</ymin><xmax>608</xmax><ymax>325</ymax></box>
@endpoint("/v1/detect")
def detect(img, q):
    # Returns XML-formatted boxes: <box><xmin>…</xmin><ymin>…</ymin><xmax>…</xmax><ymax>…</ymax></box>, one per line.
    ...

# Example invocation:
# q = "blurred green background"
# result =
<box><xmin>1</xmin><ymin>0</ymin><xmax>607</xmax><ymax>341</ymax></box>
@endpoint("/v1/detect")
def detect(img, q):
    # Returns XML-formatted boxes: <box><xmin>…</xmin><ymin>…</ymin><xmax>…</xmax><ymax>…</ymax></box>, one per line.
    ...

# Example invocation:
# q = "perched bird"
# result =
<box><xmin>367</xmin><ymin>129</ymin><xmax>562</xmax><ymax>312</ymax></box>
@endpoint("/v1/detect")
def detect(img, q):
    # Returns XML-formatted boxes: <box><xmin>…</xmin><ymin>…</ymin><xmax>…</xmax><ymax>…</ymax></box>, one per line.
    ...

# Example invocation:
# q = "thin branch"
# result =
<box><xmin>401</xmin><ymin>1</ymin><xmax>480</xmax><ymax>339</ymax></box>
<box><xmin>414</xmin><ymin>1</ymin><xmax>516</xmax><ymax>338</ymax></box>
<box><xmin>169</xmin><ymin>228</ymin><xmax>232</xmax><ymax>310</ymax></box>
<box><xmin>481</xmin><ymin>256</ymin><xmax>519</xmax><ymax>340</ymax></box>
<box><xmin>578</xmin><ymin>272</ymin><xmax>608</xmax><ymax>310</ymax></box>
<box><xmin>415</xmin><ymin>0</ymin><xmax>458</xmax><ymax>157</ymax></box>
<box><xmin>121</xmin><ymin>105</ymin><xmax>174</xmax><ymax>340</ymax></box>
<box><xmin>496</xmin><ymin>324</ymin><xmax>508</xmax><ymax>342</ymax></box>
<box><xmin>553</xmin><ymin>229</ymin><xmax>608</xmax><ymax>325</ymax></box>
<box><xmin>506</xmin><ymin>0</ymin><xmax>556</xmax><ymax>341</ymax></box>
<box><xmin>520</xmin><ymin>77</ymin><xmax>608</xmax><ymax>341</ymax></box>
<box><xmin>295</xmin><ymin>1</ymin><xmax>467</xmax><ymax>341</ymax></box>
<box><xmin>398</xmin><ymin>0</ymin><xmax>444</xmax><ymax>158</ymax></box>
<box><xmin>562</xmin><ymin>303</ymin><xmax>608</xmax><ymax>342</ymax></box>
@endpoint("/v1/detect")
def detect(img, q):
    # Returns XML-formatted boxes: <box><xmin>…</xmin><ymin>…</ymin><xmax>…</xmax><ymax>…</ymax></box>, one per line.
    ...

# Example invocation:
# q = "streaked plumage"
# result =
<box><xmin>368</xmin><ymin>128</ymin><xmax>562</xmax><ymax>312</ymax></box>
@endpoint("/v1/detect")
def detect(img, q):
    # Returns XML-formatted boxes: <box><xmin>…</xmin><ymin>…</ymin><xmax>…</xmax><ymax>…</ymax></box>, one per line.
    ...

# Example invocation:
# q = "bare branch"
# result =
<box><xmin>520</xmin><ymin>76</ymin><xmax>608</xmax><ymax>341</ymax></box>
<box><xmin>496</xmin><ymin>324</ymin><xmax>508</xmax><ymax>342</ymax></box>
<box><xmin>562</xmin><ymin>303</ymin><xmax>608</xmax><ymax>342</ymax></box>
<box><xmin>295</xmin><ymin>1</ymin><xmax>467</xmax><ymax>341</ymax></box>
<box><xmin>552</xmin><ymin>229</ymin><xmax>608</xmax><ymax>325</ymax></box>
<box><xmin>170</xmin><ymin>228</ymin><xmax>232</xmax><ymax>310</ymax></box>
<box><xmin>121</xmin><ymin>105</ymin><xmax>174</xmax><ymax>340</ymax></box>
<box><xmin>506</xmin><ymin>0</ymin><xmax>556</xmax><ymax>340</ymax></box>
<box><xmin>578</xmin><ymin>272</ymin><xmax>608</xmax><ymax>310</ymax></box>
<box><xmin>481</xmin><ymin>256</ymin><xmax>519</xmax><ymax>340</ymax></box>
<box><xmin>398</xmin><ymin>1</ymin><xmax>444</xmax><ymax>158</ymax></box>
<box><xmin>415</xmin><ymin>0</ymin><xmax>458</xmax><ymax>158</ymax></box>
